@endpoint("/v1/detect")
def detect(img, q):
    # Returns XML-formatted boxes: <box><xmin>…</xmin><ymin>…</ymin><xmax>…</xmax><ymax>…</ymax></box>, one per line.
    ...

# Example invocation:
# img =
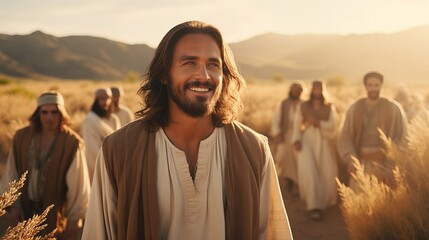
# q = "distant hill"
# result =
<box><xmin>0</xmin><ymin>31</ymin><xmax>154</xmax><ymax>80</ymax></box>
<box><xmin>1</xmin><ymin>26</ymin><xmax>429</xmax><ymax>83</ymax></box>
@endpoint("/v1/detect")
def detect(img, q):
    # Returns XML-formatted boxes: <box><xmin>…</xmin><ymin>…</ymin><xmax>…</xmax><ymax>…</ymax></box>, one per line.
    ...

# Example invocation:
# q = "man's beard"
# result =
<box><xmin>91</xmin><ymin>100</ymin><xmax>111</xmax><ymax>118</ymax></box>
<box><xmin>368</xmin><ymin>91</ymin><xmax>380</xmax><ymax>100</ymax></box>
<box><xmin>167</xmin><ymin>79</ymin><xmax>219</xmax><ymax>117</ymax></box>
<box><xmin>289</xmin><ymin>94</ymin><xmax>300</xmax><ymax>100</ymax></box>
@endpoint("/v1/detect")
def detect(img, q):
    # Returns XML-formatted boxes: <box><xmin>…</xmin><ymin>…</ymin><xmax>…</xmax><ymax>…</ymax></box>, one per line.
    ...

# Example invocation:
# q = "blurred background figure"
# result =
<box><xmin>270</xmin><ymin>81</ymin><xmax>305</xmax><ymax>196</ymax></box>
<box><xmin>338</xmin><ymin>72</ymin><xmax>407</xmax><ymax>190</ymax></box>
<box><xmin>295</xmin><ymin>80</ymin><xmax>338</xmax><ymax>221</ymax></box>
<box><xmin>81</xmin><ymin>87</ymin><xmax>120</xmax><ymax>183</ymax></box>
<box><xmin>394</xmin><ymin>88</ymin><xmax>429</xmax><ymax>123</ymax></box>
<box><xmin>0</xmin><ymin>91</ymin><xmax>90</xmax><ymax>239</ymax></box>
<box><xmin>111</xmin><ymin>86</ymin><xmax>134</xmax><ymax>127</ymax></box>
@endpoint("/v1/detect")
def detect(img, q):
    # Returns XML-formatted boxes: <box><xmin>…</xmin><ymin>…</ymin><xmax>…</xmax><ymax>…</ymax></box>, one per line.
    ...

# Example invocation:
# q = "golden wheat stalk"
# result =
<box><xmin>1</xmin><ymin>205</ymin><xmax>56</xmax><ymax>240</ymax></box>
<box><xmin>0</xmin><ymin>171</ymin><xmax>27</xmax><ymax>217</ymax></box>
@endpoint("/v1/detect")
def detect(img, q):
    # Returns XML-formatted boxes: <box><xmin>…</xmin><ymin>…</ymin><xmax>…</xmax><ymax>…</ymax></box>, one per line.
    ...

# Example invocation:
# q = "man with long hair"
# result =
<box><xmin>81</xmin><ymin>87</ymin><xmax>120</xmax><ymax>182</ymax></box>
<box><xmin>295</xmin><ymin>80</ymin><xmax>338</xmax><ymax>221</ymax></box>
<box><xmin>0</xmin><ymin>91</ymin><xmax>90</xmax><ymax>239</ymax></box>
<box><xmin>270</xmin><ymin>81</ymin><xmax>304</xmax><ymax>196</ymax></box>
<box><xmin>82</xmin><ymin>21</ymin><xmax>293</xmax><ymax>239</ymax></box>
<box><xmin>338</xmin><ymin>72</ymin><xmax>407</xmax><ymax>189</ymax></box>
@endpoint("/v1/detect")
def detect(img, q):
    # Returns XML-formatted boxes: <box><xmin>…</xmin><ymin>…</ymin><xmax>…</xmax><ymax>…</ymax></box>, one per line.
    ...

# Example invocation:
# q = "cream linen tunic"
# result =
<box><xmin>0</xmin><ymin>142</ymin><xmax>91</xmax><ymax>221</ymax></box>
<box><xmin>115</xmin><ymin>105</ymin><xmax>134</xmax><ymax>127</ymax></box>
<box><xmin>81</xmin><ymin>111</ymin><xmax>120</xmax><ymax>182</ymax></box>
<box><xmin>82</xmin><ymin>127</ymin><xmax>293</xmax><ymax>240</ymax></box>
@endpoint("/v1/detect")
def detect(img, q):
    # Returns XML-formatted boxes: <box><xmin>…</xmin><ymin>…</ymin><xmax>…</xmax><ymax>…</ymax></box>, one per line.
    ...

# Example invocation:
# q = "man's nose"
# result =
<box><xmin>196</xmin><ymin>64</ymin><xmax>210</xmax><ymax>81</ymax></box>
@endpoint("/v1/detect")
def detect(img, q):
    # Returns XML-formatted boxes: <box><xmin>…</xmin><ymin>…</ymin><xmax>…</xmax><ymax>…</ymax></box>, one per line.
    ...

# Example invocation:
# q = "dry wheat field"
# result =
<box><xmin>1</xmin><ymin>76</ymin><xmax>429</xmax><ymax>239</ymax></box>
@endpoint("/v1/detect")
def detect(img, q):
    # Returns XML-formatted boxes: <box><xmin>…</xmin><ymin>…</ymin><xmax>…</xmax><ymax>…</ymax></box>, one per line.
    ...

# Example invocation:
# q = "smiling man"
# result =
<box><xmin>0</xmin><ymin>91</ymin><xmax>90</xmax><ymax>239</ymax></box>
<box><xmin>338</xmin><ymin>71</ymin><xmax>408</xmax><ymax>190</ymax></box>
<box><xmin>82</xmin><ymin>21</ymin><xmax>293</xmax><ymax>240</ymax></box>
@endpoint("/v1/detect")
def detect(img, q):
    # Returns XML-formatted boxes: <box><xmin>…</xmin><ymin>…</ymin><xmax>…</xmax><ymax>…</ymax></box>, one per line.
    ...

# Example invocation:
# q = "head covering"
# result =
<box><xmin>111</xmin><ymin>86</ymin><xmax>124</xmax><ymax>97</ymax></box>
<box><xmin>37</xmin><ymin>91</ymin><xmax>65</xmax><ymax>107</ymax></box>
<box><xmin>290</xmin><ymin>80</ymin><xmax>306</xmax><ymax>92</ymax></box>
<box><xmin>312</xmin><ymin>80</ymin><xmax>324</xmax><ymax>88</ymax></box>
<box><xmin>95</xmin><ymin>87</ymin><xmax>112</xmax><ymax>98</ymax></box>
<box><xmin>36</xmin><ymin>91</ymin><xmax>71</xmax><ymax>122</ymax></box>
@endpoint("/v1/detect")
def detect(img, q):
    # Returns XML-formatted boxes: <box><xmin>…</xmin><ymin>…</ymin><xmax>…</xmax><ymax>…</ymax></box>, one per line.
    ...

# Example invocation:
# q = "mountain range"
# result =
<box><xmin>1</xmin><ymin>25</ymin><xmax>429</xmax><ymax>83</ymax></box>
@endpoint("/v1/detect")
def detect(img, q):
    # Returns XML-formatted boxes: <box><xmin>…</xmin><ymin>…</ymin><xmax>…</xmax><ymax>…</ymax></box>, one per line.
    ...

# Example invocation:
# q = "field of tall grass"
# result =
<box><xmin>1</xmin><ymin>76</ymin><xmax>429</xmax><ymax>239</ymax></box>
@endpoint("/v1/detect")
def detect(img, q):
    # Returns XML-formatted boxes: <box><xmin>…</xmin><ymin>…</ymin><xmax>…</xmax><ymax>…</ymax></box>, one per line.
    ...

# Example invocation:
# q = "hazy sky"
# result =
<box><xmin>1</xmin><ymin>0</ymin><xmax>429</xmax><ymax>47</ymax></box>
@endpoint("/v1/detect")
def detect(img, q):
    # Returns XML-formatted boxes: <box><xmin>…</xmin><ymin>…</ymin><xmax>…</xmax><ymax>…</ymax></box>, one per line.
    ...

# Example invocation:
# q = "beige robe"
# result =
<box><xmin>270</xmin><ymin>101</ymin><xmax>302</xmax><ymax>183</ymax></box>
<box><xmin>114</xmin><ymin>104</ymin><xmax>134</xmax><ymax>127</ymax></box>
<box><xmin>296</xmin><ymin>104</ymin><xmax>338</xmax><ymax>210</ymax></box>
<box><xmin>81</xmin><ymin>111</ymin><xmax>120</xmax><ymax>182</ymax></box>
<box><xmin>82</xmin><ymin>127</ymin><xmax>293</xmax><ymax>240</ymax></box>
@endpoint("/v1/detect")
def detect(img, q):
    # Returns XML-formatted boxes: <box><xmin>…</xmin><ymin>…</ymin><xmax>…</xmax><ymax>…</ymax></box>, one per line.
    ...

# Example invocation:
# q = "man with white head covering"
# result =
<box><xmin>0</xmin><ymin>91</ymin><xmax>91</xmax><ymax>239</ymax></box>
<box><xmin>111</xmin><ymin>86</ymin><xmax>134</xmax><ymax>126</ymax></box>
<box><xmin>81</xmin><ymin>87</ymin><xmax>120</xmax><ymax>183</ymax></box>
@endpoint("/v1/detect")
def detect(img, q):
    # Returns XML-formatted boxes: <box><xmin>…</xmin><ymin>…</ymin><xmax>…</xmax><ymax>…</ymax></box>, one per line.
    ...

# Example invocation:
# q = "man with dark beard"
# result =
<box><xmin>270</xmin><ymin>81</ymin><xmax>304</xmax><ymax>196</ymax></box>
<box><xmin>338</xmin><ymin>72</ymin><xmax>407</xmax><ymax>190</ymax></box>
<box><xmin>294</xmin><ymin>80</ymin><xmax>338</xmax><ymax>221</ymax></box>
<box><xmin>81</xmin><ymin>87</ymin><xmax>120</xmax><ymax>183</ymax></box>
<box><xmin>82</xmin><ymin>21</ymin><xmax>293</xmax><ymax>240</ymax></box>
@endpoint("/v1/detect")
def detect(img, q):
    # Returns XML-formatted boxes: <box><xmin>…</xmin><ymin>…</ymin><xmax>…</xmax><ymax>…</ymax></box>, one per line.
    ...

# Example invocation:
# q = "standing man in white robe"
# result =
<box><xmin>111</xmin><ymin>86</ymin><xmax>134</xmax><ymax>127</ymax></box>
<box><xmin>82</xmin><ymin>21</ymin><xmax>293</xmax><ymax>240</ymax></box>
<box><xmin>295</xmin><ymin>81</ymin><xmax>338</xmax><ymax>221</ymax></box>
<box><xmin>81</xmin><ymin>87</ymin><xmax>120</xmax><ymax>183</ymax></box>
<box><xmin>270</xmin><ymin>81</ymin><xmax>304</xmax><ymax>196</ymax></box>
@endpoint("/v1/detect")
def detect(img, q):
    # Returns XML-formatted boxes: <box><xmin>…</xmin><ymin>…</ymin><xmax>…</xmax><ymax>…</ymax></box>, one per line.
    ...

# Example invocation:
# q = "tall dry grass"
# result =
<box><xmin>337</xmin><ymin>116</ymin><xmax>429</xmax><ymax>239</ymax></box>
<box><xmin>0</xmin><ymin>172</ymin><xmax>56</xmax><ymax>240</ymax></box>
<box><xmin>1</xmin><ymin>76</ymin><xmax>429</xmax><ymax>237</ymax></box>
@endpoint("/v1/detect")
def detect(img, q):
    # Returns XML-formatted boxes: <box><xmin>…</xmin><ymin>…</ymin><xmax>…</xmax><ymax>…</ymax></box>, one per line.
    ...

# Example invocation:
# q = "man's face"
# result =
<box><xmin>39</xmin><ymin>104</ymin><xmax>61</xmax><ymax>132</ymax></box>
<box><xmin>168</xmin><ymin>33</ymin><xmax>223</xmax><ymax>117</ymax></box>
<box><xmin>290</xmin><ymin>86</ymin><xmax>302</xmax><ymax>100</ymax></box>
<box><xmin>365</xmin><ymin>77</ymin><xmax>382</xmax><ymax>100</ymax></box>
<box><xmin>311</xmin><ymin>85</ymin><xmax>323</xmax><ymax>99</ymax></box>
<box><xmin>97</xmin><ymin>93</ymin><xmax>112</xmax><ymax>111</ymax></box>
<box><xmin>111</xmin><ymin>94</ymin><xmax>119</xmax><ymax>108</ymax></box>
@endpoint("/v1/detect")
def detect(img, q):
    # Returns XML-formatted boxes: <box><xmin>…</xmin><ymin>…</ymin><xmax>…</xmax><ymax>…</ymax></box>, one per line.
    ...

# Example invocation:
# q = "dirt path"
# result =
<box><xmin>279</xmin><ymin>179</ymin><xmax>350</xmax><ymax>240</ymax></box>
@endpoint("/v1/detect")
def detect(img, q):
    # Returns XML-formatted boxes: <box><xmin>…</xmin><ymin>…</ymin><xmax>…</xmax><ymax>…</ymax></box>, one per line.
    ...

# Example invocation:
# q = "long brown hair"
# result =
<box><xmin>29</xmin><ymin>105</ymin><xmax>71</xmax><ymax>132</ymax></box>
<box><xmin>136</xmin><ymin>20</ymin><xmax>246</xmax><ymax>131</ymax></box>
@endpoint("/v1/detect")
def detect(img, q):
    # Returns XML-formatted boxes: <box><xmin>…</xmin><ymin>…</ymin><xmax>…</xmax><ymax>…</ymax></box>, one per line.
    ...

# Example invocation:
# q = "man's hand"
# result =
<box><xmin>307</xmin><ymin>115</ymin><xmax>320</xmax><ymax>127</ymax></box>
<box><xmin>293</xmin><ymin>140</ymin><xmax>302</xmax><ymax>151</ymax></box>
<box><xmin>61</xmin><ymin>219</ymin><xmax>83</xmax><ymax>240</ymax></box>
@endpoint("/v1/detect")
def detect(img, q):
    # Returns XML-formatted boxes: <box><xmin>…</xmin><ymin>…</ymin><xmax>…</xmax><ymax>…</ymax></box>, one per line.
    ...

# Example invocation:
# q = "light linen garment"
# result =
<box><xmin>114</xmin><ymin>105</ymin><xmax>134</xmax><ymax>127</ymax></box>
<box><xmin>82</xmin><ymin>127</ymin><xmax>293</xmax><ymax>240</ymax></box>
<box><xmin>0</xmin><ymin>142</ymin><xmax>91</xmax><ymax>221</ymax></box>
<box><xmin>271</xmin><ymin>102</ymin><xmax>302</xmax><ymax>182</ymax></box>
<box><xmin>81</xmin><ymin>111</ymin><xmax>120</xmax><ymax>182</ymax></box>
<box><xmin>297</xmin><ymin>105</ymin><xmax>338</xmax><ymax>210</ymax></box>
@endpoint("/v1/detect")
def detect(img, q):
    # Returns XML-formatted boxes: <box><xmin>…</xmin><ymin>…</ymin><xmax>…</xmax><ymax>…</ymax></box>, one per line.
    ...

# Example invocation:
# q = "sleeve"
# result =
<box><xmin>65</xmin><ymin>144</ymin><xmax>91</xmax><ymax>220</ymax></box>
<box><xmin>81</xmin><ymin>147</ymin><xmax>118</xmax><ymax>240</ymax></box>
<box><xmin>337</xmin><ymin>105</ymin><xmax>357</xmax><ymax>165</ymax></box>
<box><xmin>270</xmin><ymin>103</ymin><xmax>282</xmax><ymax>137</ymax></box>
<box><xmin>0</xmin><ymin>147</ymin><xmax>21</xmax><ymax>209</ymax></box>
<box><xmin>391</xmin><ymin>102</ymin><xmax>408</xmax><ymax>144</ymax></box>
<box><xmin>259</xmin><ymin>141</ymin><xmax>293</xmax><ymax>240</ymax></box>
<box><xmin>81</xmin><ymin>119</ymin><xmax>101</xmax><ymax>182</ymax></box>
